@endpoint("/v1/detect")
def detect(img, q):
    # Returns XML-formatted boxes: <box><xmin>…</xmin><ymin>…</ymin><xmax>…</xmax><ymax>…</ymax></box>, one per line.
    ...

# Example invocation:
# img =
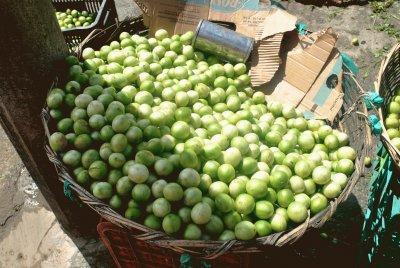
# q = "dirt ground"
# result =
<box><xmin>0</xmin><ymin>0</ymin><xmax>398</xmax><ymax>267</ymax></box>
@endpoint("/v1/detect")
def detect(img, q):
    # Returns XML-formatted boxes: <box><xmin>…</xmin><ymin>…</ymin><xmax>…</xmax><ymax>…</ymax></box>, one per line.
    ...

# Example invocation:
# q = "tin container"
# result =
<box><xmin>192</xmin><ymin>20</ymin><xmax>254</xmax><ymax>63</ymax></box>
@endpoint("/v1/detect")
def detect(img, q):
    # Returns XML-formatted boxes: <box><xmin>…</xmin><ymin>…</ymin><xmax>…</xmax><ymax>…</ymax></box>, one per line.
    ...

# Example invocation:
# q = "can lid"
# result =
<box><xmin>243</xmin><ymin>38</ymin><xmax>255</xmax><ymax>63</ymax></box>
<box><xmin>192</xmin><ymin>19</ymin><xmax>205</xmax><ymax>47</ymax></box>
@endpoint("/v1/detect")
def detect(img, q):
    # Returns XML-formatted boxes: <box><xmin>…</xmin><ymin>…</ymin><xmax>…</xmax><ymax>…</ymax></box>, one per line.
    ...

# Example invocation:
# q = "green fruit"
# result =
<box><xmin>49</xmin><ymin>132</ymin><xmax>67</xmax><ymax>152</ymax></box>
<box><xmin>229</xmin><ymin>178</ymin><xmax>247</xmax><ymax>198</ymax></box>
<box><xmin>270</xmin><ymin>214</ymin><xmax>287</xmax><ymax>232</ymax></box>
<box><xmin>88</xmin><ymin>160</ymin><xmax>108</xmax><ymax>180</ymax></box>
<box><xmin>254</xmin><ymin>220</ymin><xmax>272</xmax><ymax>237</ymax></box>
<box><xmin>205</xmin><ymin>215</ymin><xmax>224</xmax><ymax>235</ymax></box>
<box><xmin>218</xmin><ymin>230</ymin><xmax>236</xmax><ymax>241</ymax></box>
<box><xmin>322</xmin><ymin>181</ymin><xmax>342</xmax><ymax>199</ymax></box>
<box><xmin>178</xmin><ymin>168</ymin><xmax>201</xmax><ymax>188</ymax></box>
<box><xmin>105</xmin><ymin>101</ymin><xmax>125</xmax><ymax>122</ymax></box>
<box><xmin>128</xmin><ymin>163</ymin><xmax>149</xmax><ymax>183</ymax></box>
<box><xmin>178</xmin><ymin>207</ymin><xmax>192</xmax><ymax>223</ymax></box>
<box><xmin>191</xmin><ymin>202</ymin><xmax>212</xmax><ymax>224</ymax></box>
<box><xmin>184</xmin><ymin>187</ymin><xmax>203</xmax><ymax>206</ymax></box>
<box><xmin>312</xmin><ymin>166</ymin><xmax>331</xmax><ymax>185</ymax></box>
<box><xmin>184</xmin><ymin>224</ymin><xmax>202</xmax><ymax>240</ymax></box>
<box><xmin>246</xmin><ymin>179</ymin><xmax>268</xmax><ymax>199</ymax></box>
<box><xmin>144</xmin><ymin>214</ymin><xmax>162</xmax><ymax>230</ymax></box>
<box><xmin>270</xmin><ymin>170</ymin><xmax>289</xmax><ymax>190</ymax></box>
<box><xmin>76</xmin><ymin>170</ymin><xmax>90</xmax><ymax>185</ymax></box>
<box><xmin>255</xmin><ymin>201</ymin><xmax>274</xmax><ymax>220</ymax></box>
<box><xmin>109</xmin><ymin>195</ymin><xmax>123</xmax><ymax>210</ymax></box>
<box><xmin>235</xmin><ymin>221</ymin><xmax>256</xmax><ymax>240</ymax></box>
<box><xmin>287</xmin><ymin>201</ymin><xmax>308</xmax><ymax>223</ymax></box>
<box><xmin>217</xmin><ymin>164</ymin><xmax>236</xmax><ymax>184</ymax></box>
<box><xmin>62</xmin><ymin>150</ymin><xmax>81</xmax><ymax>167</ymax></box>
<box><xmin>215</xmin><ymin>193</ymin><xmax>234</xmax><ymax>213</ymax></box>
<box><xmin>235</xmin><ymin>194</ymin><xmax>255</xmax><ymax>215</ymax></box>
<box><xmin>163</xmin><ymin>183</ymin><xmax>184</xmax><ymax>202</ymax></box>
<box><xmin>81</xmin><ymin>149</ymin><xmax>100</xmax><ymax>168</ymax></box>
<box><xmin>47</xmin><ymin>93</ymin><xmax>63</xmax><ymax>109</ymax></box>
<box><xmin>108</xmin><ymin>169</ymin><xmax>123</xmax><ymax>185</ymax></box>
<box><xmin>93</xmin><ymin>182</ymin><xmax>112</xmax><ymax>199</ymax></box>
<box><xmin>125</xmin><ymin>207</ymin><xmax>142</xmax><ymax>220</ymax></box>
<box><xmin>389</xmin><ymin>101</ymin><xmax>400</xmax><ymax>114</ymax></box>
<box><xmin>277</xmin><ymin>189</ymin><xmax>294</xmax><ymax>208</ymax></box>
<box><xmin>310</xmin><ymin>194</ymin><xmax>328</xmax><ymax>214</ymax></box>
<box><xmin>110</xmin><ymin>134</ymin><xmax>128</xmax><ymax>153</ymax></box>
<box><xmin>115</xmin><ymin>176</ymin><xmax>133</xmax><ymax>196</ymax></box>
<box><xmin>153</xmin><ymin>198</ymin><xmax>171</xmax><ymax>218</ymax></box>
<box><xmin>72</xmin><ymin>117</ymin><xmax>90</xmax><ymax>134</ymax></box>
<box><xmin>162</xmin><ymin>214</ymin><xmax>181</xmax><ymax>234</ymax></box>
<box><xmin>151</xmin><ymin>179</ymin><xmax>167</xmax><ymax>198</ymax></box>
<box><xmin>74</xmin><ymin>134</ymin><xmax>92</xmax><ymax>150</ymax></box>
<box><xmin>112</xmin><ymin>114</ymin><xmax>131</xmax><ymax>133</ymax></box>
<box><xmin>131</xmin><ymin>184</ymin><xmax>151</xmax><ymax>202</ymax></box>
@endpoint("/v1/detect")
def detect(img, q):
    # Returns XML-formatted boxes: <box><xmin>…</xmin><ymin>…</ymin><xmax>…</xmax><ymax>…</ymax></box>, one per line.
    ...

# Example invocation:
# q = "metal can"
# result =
<box><xmin>192</xmin><ymin>20</ymin><xmax>254</xmax><ymax>63</ymax></box>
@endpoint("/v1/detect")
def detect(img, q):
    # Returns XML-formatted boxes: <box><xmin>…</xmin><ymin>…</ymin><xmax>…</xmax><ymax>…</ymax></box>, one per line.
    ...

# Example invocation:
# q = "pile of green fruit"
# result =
<box><xmin>55</xmin><ymin>9</ymin><xmax>96</xmax><ymax>30</ymax></box>
<box><xmin>384</xmin><ymin>92</ymin><xmax>400</xmax><ymax>150</ymax></box>
<box><xmin>47</xmin><ymin>29</ymin><xmax>357</xmax><ymax>241</ymax></box>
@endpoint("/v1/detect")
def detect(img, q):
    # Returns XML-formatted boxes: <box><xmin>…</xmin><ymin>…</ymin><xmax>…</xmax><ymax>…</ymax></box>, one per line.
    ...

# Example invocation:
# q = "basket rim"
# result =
<box><xmin>41</xmin><ymin>17</ymin><xmax>370</xmax><ymax>258</ymax></box>
<box><xmin>375</xmin><ymin>43</ymin><xmax>400</xmax><ymax>165</ymax></box>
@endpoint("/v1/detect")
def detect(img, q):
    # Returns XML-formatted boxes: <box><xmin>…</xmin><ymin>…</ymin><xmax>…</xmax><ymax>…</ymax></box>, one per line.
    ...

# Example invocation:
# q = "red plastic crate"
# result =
<box><xmin>97</xmin><ymin>219</ymin><xmax>252</xmax><ymax>268</ymax></box>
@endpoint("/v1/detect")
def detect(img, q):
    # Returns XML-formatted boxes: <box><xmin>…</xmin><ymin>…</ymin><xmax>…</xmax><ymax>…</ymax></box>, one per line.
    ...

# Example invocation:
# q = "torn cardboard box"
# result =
<box><xmin>133</xmin><ymin>0</ymin><xmax>346</xmax><ymax>120</ymax></box>
<box><xmin>259</xmin><ymin>28</ymin><xmax>343</xmax><ymax>121</ymax></box>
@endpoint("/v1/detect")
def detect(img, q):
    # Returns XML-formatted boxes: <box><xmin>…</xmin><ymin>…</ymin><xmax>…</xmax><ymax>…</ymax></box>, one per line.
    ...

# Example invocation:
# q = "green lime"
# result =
<box><xmin>184</xmin><ymin>187</ymin><xmax>203</xmax><ymax>206</ymax></box>
<box><xmin>235</xmin><ymin>221</ymin><xmax>256</xmax><ymax>241</ymax></box>
<box><xmin>88</xmin><ymin>160</ymin><xmax>108</xmax><ymax>180</ymax></box>
<box><xmin>49</xmin><ymin>132</ymin><xmax>68</xmax><ymax>152</ymax></box>
<box><xmin>153</xmin><ymin>198</ymin><xmax>171</xmax><ymax>218</ymax></box>
<box><xmin>62</xmin><ymin>150</ymin><xmax>81</xmax><ymax>167</ymax></box>
<box><xmin>235</xmin><ymin>194</ymin><xmax>255</xmax><ymax>215</ymax></box>
<box><xmin>93</xmin><ymin>182</ymin><xmax>112</xmax><ymax>199</ymax></box>
<box><xmin>107</xmin><ymin>169</ymin><xmax>123</xmax><ymax>185</ymax></box>
<box><xmin>255</xmin><ymin>200</ymin><xmax>274</xmax><ymax>220</ymax></box>
<box><xmin>215</xmin><ymin>193</ymin><xmax>234</xmax><ymax>213</ymax></box>
<box><xmin>131</xmin><ymin>184</ymin><xmax>151</xmax><ymax>202</ymax></box>
<box><xmin>109</xmin><ymin>195</ymin><xmax>123</xmax><ymax>210</ymax></box>
<box><xmin>163</xmin><ymin>183</ymin><xmax>184</xmax><ymax>202</ymax></box>
<box><xmin>184</xmin><ymin>224</ymin><xmax>202</xmax><ymax>240</ymax></box>
<box><xmin>162</xmin><ymin>214</ymin><xmax>181</xmax><ymax>234</ymax></box>
<box><xmin>191</xmin><ymin>202</ymin><xmax>212</xmax><ymax>224</ymax></box>
<box><xmin>254</xmin><ymin>220</ymin><xmax>272</xmax><ymax>237</ymax></box>
<box><xmin>125</xmin><ymin>207</ymin><xmax>142</xmax><ymax>220</ymax></box>
<box><xmin>246</xmin><ymin>179</ymin><xmax>268</xmax><ymax>199</ymax></box>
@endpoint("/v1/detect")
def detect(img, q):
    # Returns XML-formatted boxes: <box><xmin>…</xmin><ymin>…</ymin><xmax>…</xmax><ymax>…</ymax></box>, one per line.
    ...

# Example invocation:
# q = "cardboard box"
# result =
<box><xmin>134</xmin><ymin>0</ymin><xmax>345</xmax><ymax>120</ymax></box>
<box><xmin>259</xmin><ymin>28</ymin><xmax>343</xmax><ymax>121</ymax></box>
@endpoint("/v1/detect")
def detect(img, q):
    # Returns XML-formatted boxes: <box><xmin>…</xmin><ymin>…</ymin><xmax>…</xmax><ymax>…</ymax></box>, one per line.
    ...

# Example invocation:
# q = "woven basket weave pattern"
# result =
<box><xmin>376</xmin><ymin>44</ymin><xmax>400</xmax><ymax>165</ymax></box>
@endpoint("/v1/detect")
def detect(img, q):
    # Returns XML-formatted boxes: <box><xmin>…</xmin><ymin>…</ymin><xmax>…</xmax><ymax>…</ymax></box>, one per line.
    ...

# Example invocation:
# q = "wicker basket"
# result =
<box><xmin>52</xmin><ymin>0</ymin><xmax>118</xmax><ymax>51</ymax></box>
<box><xmin>42</xmin><ymin>16</ymin><xmax>371</xmax><ymax>259</ymax></box>
<box><xmin>376</xmin><ymin>44</ymin><xmax>400</xmax><ymax>166</ymax></box>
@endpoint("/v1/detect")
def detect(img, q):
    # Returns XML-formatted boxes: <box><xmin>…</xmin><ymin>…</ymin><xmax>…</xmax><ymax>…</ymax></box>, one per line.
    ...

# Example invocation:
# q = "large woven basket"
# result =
<box><xmin>376</xmin><ymin>43</ymin><xmax>400</xmax><ymax>167</ymax></box>
<box><xmin>41</xmin><ymin>16</ymin><xmax>371</xmax><ymax>259</ymax></box>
